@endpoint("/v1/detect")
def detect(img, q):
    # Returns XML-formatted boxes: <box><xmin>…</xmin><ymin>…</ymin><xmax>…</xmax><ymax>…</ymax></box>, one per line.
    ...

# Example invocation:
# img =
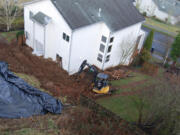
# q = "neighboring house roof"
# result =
<box><xmin>32</xmin><ymin>11</ymin><xmax>52</xmax><ymax>26</ymax></box>
<box><xmin>51</xmin><ymin>0</ymin><xmax>144</xmax><ymax>32</ymax></box>
<box><xmin>153</xmin><ymin>0</ymin><xmax>180</xmax><ymax>17</ymax></box>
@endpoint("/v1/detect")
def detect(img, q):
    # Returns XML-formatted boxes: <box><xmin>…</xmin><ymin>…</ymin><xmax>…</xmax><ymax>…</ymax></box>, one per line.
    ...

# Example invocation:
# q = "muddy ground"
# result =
<box><xmin>0</xmin><ymin>42</ymin><xmax>138</xmax><ymax>135</ymax></box>
<box><xmin>0</xmin><ymin>42</ymin><xmax>94</xmax><ymax>102</ymax></box>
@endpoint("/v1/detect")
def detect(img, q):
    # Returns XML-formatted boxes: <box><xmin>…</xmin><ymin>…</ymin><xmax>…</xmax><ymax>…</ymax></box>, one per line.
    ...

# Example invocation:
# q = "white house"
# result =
<box><xmin>133</xmin><ymin>0</ymin><xmax>180</xmax><ymax>25</ymax></box>
<box><xmin>24</xmin><ymin>0</ymin><xmax>145</xmax><ymax>75</ymax></box>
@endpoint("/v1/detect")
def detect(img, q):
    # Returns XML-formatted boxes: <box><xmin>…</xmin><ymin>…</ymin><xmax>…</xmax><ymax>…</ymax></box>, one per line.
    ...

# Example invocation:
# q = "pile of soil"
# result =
<box><xmin>0</xmin><ymin>41</ymin><xmax>130</xmax><ymax>101</ymax></box>
<box><xmin>0</xmin><ymin>42</ymin><xmax>92</xmax><ymax>102</ymax></box>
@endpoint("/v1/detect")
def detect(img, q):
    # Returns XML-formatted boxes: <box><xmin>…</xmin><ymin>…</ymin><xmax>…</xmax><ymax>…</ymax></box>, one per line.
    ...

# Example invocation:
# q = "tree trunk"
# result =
<box><xmin>163</xmin><ymin>48</ymin><xmax>170</xmax><ymax>65</ymax></box>
<box><xmin>7</xmin><ymin>25</ymin><xmax>10</xmax><ymax>32</ymax></box>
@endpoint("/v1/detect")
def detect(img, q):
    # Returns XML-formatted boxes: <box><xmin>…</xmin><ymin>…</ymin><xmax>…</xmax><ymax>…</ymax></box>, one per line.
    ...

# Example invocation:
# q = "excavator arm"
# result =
<box><xmin>78</xmin><ymin>60</ymin><xmax>98</xmax><ymax>76</ymax></box>
<box><xmin>78</xmin><ymin>60</ymin><xmax>110</xmax><ymax>94</ymax></box>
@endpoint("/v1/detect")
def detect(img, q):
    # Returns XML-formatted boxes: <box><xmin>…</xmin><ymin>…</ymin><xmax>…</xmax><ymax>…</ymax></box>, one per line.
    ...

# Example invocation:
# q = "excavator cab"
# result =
<box><xmin>78</xmin><ymin>60</ymin><xmax>110</xmax><ymax>94</ymax></box>
<box><xmin>93</xmin><ymin>73</ymin><xmax>110</xmax><ymax>94</ymax></box>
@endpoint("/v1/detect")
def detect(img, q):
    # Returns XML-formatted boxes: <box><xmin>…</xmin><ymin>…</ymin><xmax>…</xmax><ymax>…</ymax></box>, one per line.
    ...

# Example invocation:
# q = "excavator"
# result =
<box><xmin>78</xmin><ymin>60</ymin><xmax>110</xmax><ymax>94</ymax></box>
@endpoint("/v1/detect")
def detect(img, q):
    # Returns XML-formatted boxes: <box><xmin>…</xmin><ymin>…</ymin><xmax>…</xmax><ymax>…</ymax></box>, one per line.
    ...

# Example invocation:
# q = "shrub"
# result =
<box><xmin>170</xmin><ymin>32</ymin><xmax>180</xmax><ymax>66</ymax></box>
<box><xmin>142</xmin><ymin>12</ymin><xmax>147</xmax><ymax>16</ymax></box>
<box><xmin>141</xmin><ymin>62</ymin><xmax>159</xmax><ymax>75</ymax></box>
<box><xmin>144</xmin><ymin>30</ymin><xmax>154</xmax><ymax>51</ymax></box>
<box><xmin>139</xmin><ymin>49</ymin><xmax>152</xmax><ymax>65</ymax></box>
<box><xmin>164</xmin><ymin>63</ymin><xmax>170</xmax><ymax>69</ymax></box>
<box><xmin>16</xmin><ymin>30</ymin><xmax>24</xmax><ymax>40</ymax></box>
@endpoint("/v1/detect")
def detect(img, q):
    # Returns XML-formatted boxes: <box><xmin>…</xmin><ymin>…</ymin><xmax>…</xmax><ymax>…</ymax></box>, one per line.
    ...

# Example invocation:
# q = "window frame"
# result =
<box><xmin>29</xmin><ymin>11</ymin><xmax>33</xmax><ymax>20</ymax></box>
<box><xmin>108</xmin><ymin>45</ymin><xmax>112</xmax><ymax>53</ymax></box>
<box><xmin>99</xmin><ymin>44</ymin><xmax>105</xmax><ymax>53</ymax></box>
<box><xmin>101</xmin><ymin>35</ymin><xmax>107</xmax><ymax>43</ymax></box>
<box><xmin>97</xmin><ymin>53</ymin><xmax>103</xmax><ymax>62</ymax></box>
<box><xmin>110</xmin><ymin>37</ymin><xmax>114</xmax><ymax>43</ymax></box>
<box><xmin>105</xmin><ymin>55</ymin><xmax>110</xmax><ymax>62</ymax></box>
<box><xmin>62</xmin><ymin>32</ymin><xmax>70</xmax><ymax>42</ymax></box>
<box><xmin>25</xmin><ymin>31</ymin><xmax>29</xmax><ymax>39</ymax></box>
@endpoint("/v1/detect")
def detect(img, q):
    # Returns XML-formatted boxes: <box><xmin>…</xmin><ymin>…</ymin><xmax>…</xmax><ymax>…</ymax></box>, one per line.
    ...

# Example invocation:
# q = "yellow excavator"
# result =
<box><xmin>78</xmin><ymin>60</ymin><xmax>110</xmax><ymax>94</ymax></box>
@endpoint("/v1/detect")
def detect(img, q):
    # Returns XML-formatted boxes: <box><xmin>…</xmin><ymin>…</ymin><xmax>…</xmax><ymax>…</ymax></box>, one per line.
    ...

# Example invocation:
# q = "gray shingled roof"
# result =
<box><xmin>51</xmin><ymin>0</ymin><xmax>144</xmax><ymax>32</ymax></box>
<box><xmin>153</xmin><ymin>0</ymin><xmax>180</xmax><ymax>17</ymax></box>
<box><xmin>32</xmin><ymin>12</ymin><xmax>52</xmax><ymax>26</ymax></box>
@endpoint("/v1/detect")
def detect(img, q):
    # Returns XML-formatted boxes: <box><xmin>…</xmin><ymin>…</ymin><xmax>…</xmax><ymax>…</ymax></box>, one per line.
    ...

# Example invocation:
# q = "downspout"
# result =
<box><xmin>67</xmin><ymin>31</ymin><xmax>73</xmax><ymax>74</ymax></box>
<box><xmin>33</xmin><ymin>21</ymin><xmax>35</xmax><ymax>51</ymax></box>
<box><xmin>44</xmin><ymin>25</ymin><xmax>46</xmax><ymax>57</ymax></box>
<box><xmin>102</xmin><ymin>32</ymin><xmax>111</xmax><ymax>70</ymax></box>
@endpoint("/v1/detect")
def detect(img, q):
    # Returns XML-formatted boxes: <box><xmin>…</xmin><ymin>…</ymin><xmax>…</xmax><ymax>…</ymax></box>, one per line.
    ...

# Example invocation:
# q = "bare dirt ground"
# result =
<box><xmin>0</xmin><ymin>41</ymin><xmax>138</xmax><ymax>135</ymax></box>
<box><xmin>0</xmin><ymin>41</ymin><xmax>91</xmax><ymax>102</ymax></box>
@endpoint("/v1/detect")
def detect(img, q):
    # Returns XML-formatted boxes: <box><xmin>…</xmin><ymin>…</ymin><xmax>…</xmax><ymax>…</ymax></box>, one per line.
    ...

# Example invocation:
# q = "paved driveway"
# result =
<box><xmin>142</xmin><ymin>27</ymin><xmax>180</xmax><ymax>63</ymax></box>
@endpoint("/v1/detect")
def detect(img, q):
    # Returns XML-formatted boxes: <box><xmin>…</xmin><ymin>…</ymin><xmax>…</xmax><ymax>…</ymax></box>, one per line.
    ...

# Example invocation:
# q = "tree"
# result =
<box><xmin>0</xmin><ymin>0</ymin><xmax>20</xmax><ymax>31</ymax></box>
<box><xmin>163</xmin><ymin>36</ymin><xmax>172</xmax><ymax>65</ymax></box>
<box><xmin>170</xmin><ymin>32</ymin><xmax>180</xmax><ymax>66</ymax></box>
<box><xmin>133</xmin><ymin>80</ymin><xmax>180</xmax><ymax>135</ymax></box>
<box><xmin>144</xmin><ymin>30</ymin><xmax>154</xmax><ymax>51</ymax></box>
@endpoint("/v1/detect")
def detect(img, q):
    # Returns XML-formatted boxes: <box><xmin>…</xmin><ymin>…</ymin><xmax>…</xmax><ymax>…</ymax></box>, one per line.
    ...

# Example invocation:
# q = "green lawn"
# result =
<box><xmin>111</xmin><ymin>72</ymin><xmax>150</xmax><ymax>86</ymax></box>
<box><xmin>0</xmin><ymin>30</ymin><xmax>20</xmax><ymax>43</ymax></box>
<box><xmin>97</xmin><ymin>70</ymin><xmax>162</xmax><ymax>122</ymax></box>
<box><xmin>144</xmin><ymin>17</ymin><xmax>180</xmax><ymax>36</ymax></box>
<box><xmin>97</xmin><ymin>96</ymin><xmax>140</xmax><ymax>122</ymax></box>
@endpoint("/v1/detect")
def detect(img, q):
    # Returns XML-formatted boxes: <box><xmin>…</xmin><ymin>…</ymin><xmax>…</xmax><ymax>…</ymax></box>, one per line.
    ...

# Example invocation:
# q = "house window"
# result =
<box><xmin>106</xmin><ymin>55</ymin><xmax>110</xmax><ymax>62</ymax></box>
<box><xmin>108</xmin><ymin>45</ymin><xmax>112</xmax><ymax>53</ymax></box>
<box><xmin>97</xmin><ymin>53</ymin><xmax>103</xmax><ymax>62</ymax></box>
<box><xmin>29</xmin><ymin>11</ymin><xmax>33</xmax><ymax>19</ymax></box>
<box><xmin>62</xmin><ymin>32</ymin><xmax>70</xmax><ymax>42</ymax></box>
<box><xmin>99</xmin><ymin>44</ymin><xmax>105</xmax><ymax>53</ymax></box>
<box><xmin>101</xmin><ymin>35</ymin><xmax>107</xmax><ymax>43</ymax></box>
<box><xmin>25</xmin><ymin>31</ymin><xmax>30</xmax><ymax>39</ymax></box>
<box><xmin>110</xmin><ymin>37</ymin><xmax>114</xmax><ymax>43</ymax></box>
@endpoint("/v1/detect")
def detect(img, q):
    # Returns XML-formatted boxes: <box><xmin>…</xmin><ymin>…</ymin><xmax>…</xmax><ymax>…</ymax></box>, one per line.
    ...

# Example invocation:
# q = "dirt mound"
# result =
<box><xmin>0</xmin><ymin>42</ymin><xmax>133</xmax><ymax>101</ymax></box>
<box><xmin>0</xmin><ymin>43</ymin><xmax>92</xmax><ymax>102</ymax></box>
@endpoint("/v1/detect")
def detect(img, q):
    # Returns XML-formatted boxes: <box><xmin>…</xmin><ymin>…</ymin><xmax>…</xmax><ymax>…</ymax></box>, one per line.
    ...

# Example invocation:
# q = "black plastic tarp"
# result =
<box><xmin>0</xmin><ymin>61</ymin><xmax>62</xmax><ymax>118</ymax></box>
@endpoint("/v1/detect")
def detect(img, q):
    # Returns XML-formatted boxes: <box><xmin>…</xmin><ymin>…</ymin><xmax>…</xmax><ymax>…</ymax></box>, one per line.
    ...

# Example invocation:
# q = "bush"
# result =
<box><xmin>141</xmin><ymin>62</ymin><xmax>159</xmax><ymax>75</ymax></box>
<box><xmin>16</xmin><ymin>30</ymin><xmax>24</xmax><ymax>40</ymax></box>
<box><xmin>170</xmin><ymin>32</ymin><xmax>180</xmax><ymax>65</ymax></box>
<box><xmin>164</xmin><ymin>63</ymin><xmax>170</xmax><ymax>69</ymax></box>
<box><xmin>142</xmin><ymin>12</ymin><xmax>147</xmax><ymax>16</ymax></box>
<box><xmin>131</xmin><ymin>49</ymin><xmax>152</xmax><ymax>67</ymax></box>
<box><xmin>144</xmin><ymin>30</ymin><xmax>154</xmax><ymax>51</ymax></box>
<box><xmin>139</xmin><ymin>49</ymin><xmax>152</xmax><ymax>64</ymax></box>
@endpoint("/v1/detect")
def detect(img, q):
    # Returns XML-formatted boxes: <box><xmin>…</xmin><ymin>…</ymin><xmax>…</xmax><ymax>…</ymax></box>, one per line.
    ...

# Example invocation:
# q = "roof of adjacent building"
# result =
<box><xmin>153</xmin><ymin>0</ymin><xmax>180</xmax><ymax>17</ymax></box>
<box><xmin>51</xmin><ymin>0</ymin><xmax>144</xmax><ymax>32</ymax></box>
<box><xmin>32</xmin><ymin>11</ymin><xmax>52</xmax><ymax>26</ymax></box>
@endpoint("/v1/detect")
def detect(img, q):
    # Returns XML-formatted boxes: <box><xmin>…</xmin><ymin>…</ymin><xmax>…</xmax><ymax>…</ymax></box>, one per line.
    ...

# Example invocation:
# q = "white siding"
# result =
<box><xmin>103</xmin><ymin>22</ymin><xmax>143</xmax><ymax>69</ymax></box>
<box><xmin>136</xmin><ymin>0</ymin><xmax>157</xmax><ymax>16</ymax></box>
<box><xmin>69</xmin><ymin>23</ymin><xmax>110</xmax><ymax>74</ymax></box>
<box><xmin>135</xmin><ymin>0</ymin><xmax>179</xmax><ymax>25</ymax></box>
<box><xmin>24</xmin><ymin>0</ymin><xmax>72</xmax><ymax>72</ymax></box>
